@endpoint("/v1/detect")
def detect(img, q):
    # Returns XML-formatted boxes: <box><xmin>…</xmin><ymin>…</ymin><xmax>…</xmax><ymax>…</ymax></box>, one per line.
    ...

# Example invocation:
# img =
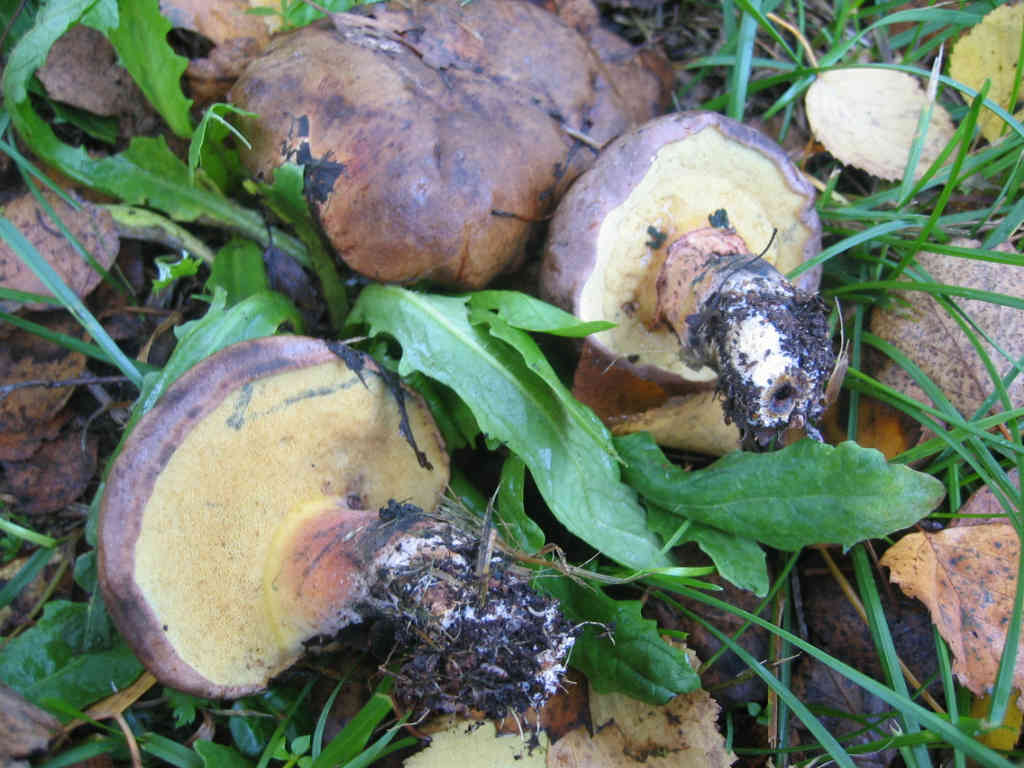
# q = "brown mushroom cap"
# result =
<box><xmin>228</xmin><ymin>0</ymin><xmax>671</xmax><ymax>289</ymax></box>
<box><xmin>541</xmin><ymin>111</ymin><xmax>822</xmax><ymax>393</ymax></box>
<box><xmin>98</xmin><ymin>336</ymin><xmax>449</xmax><ymax>697</ymax></box>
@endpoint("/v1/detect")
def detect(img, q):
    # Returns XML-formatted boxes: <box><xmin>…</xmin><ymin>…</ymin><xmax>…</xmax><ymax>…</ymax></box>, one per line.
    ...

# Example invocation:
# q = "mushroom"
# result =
<box><xmin>541</xmin><ymin>111</ymin><xmax>835</xmax><ymax>449</ymax></box>
<box><xmin>98</xmin><ymin>336</ymin><xmax>574</xmax><ymax>713</ymax></box>
<box><xmin>228</xmin><ymin>0</ymin><xmax>672</xmax><ymax>289</ymax></box>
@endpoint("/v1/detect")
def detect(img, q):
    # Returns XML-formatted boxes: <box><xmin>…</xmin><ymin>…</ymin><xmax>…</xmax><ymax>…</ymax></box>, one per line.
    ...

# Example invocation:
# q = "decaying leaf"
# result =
<box><xmin>0</xmin><ymin>685</ymin><xmax>61</xmax><ymax>764</ymax></box>
<box><xmin>405</xmin><ymin>719</ymin><xmax>549</xmax><ymax>768</ymax></box>
<box><xmin>869</xmin><ymin>239</ymin><xmax>1024</xmax><ymax>420</ymax></box>
<box><xmin>159</xmin><ymin>0</ymin><xmax>276</xmax><ymax>46</ymax></box>
<box><xmin>3</xmin><ymin>431</ymin><xmax>98</xmax><ymax>515</ymax></box>
<box><xmin>0</xmin><ymin>411</ymin><xmax>70</xmax><ymax>463</ymax></box>
<box><xmin>35</xmin><ymin>26</ymin><xmax>144</xmax><ymax>121</ymax></box>
<box><xmin>0</xmin><ymin>316</ymin><xmax>87</xmax><ymax>436</ymax></box>
<box><xmin>0</xmin><ymin>189</ymin><xmax>119</xmax><ymax>313</ymax></box>
<box><xmin>949</xmin><ymin>4</ymin><xmax>1024</xmax><ymax>144</ymax></box>
<box><xmin>805</xmin><ymin>68</ymin><xmax>955</xmax><ymax>180</ymax></box>
<box><xmin>548</xmin><ymin>677</ymin><xmax>736</xmax><ymax>768</ymax></box>
<box><xmin>160</xmin><ymin>0</ymin><xmax>276</xmax><ymax>104</ymax></box>
<box><xmin>881</xmin><ymin>521</ymin><xmax>1024</xmax><ymax>704</ymax></box>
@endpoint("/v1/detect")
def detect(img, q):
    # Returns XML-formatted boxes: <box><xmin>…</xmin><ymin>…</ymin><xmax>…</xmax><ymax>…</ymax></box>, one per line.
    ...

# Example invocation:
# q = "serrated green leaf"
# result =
<box><xmin>0</xmin><ymin>601</ymin><xmax>143</xmax><ymax>721</ymax></box>
<box><xmin>154</xmin><ymin>254</ymin><xmax>202</xmax><ymax>292</ymax></box>
<box><xmin>537</xmin><ymin>576</ymin><xmax>699</xmax><ymax>704</ymax></box>
<box><xmin>166</xmin><ymin>688</ymin><xmax>211</xmax><ymax>729</ymax></box>
<box><xmin>618</xmin><ymin>433</ymin><xmax>945</xmax><ymax>551</ymax></box>
<box><xmin>105</xmin><ymin>0</ymin><xmax>192</xmax><ymax>137</ymax></box>
<box><xmin>2</xmin><ymin>9</ymin><xmax>304</xmax><ymax>263</ymax></box>
<box><xmin>469</xmin><ymin>290</ymin><xmax>615</xmax><ymax>337</ymax></box>
<box><xmin>647</xmin><ymin>506</ymin><xmax>769</xmax><ymax>595</ymax></box>
<box><xmin>348</xmin><ymin>285</ymin><xmax>670</xmax><ymax>570</ymax></box>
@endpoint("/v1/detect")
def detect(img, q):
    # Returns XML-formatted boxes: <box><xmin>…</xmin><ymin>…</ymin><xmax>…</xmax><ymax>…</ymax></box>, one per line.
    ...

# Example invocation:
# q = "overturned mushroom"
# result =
<box><xmin>98</xmin><ymin>336</ymin><xmax>573</xmax><ymax>714</ymax></box>
<box><xmin>228</xmin><ymin>0</ymin><xmax>671</xmax><ymax>289</ymax></box>
<box><xmin>542</xmin><ymin>111</ymin><xmax>835</xmax><ymax>449</ymax></box>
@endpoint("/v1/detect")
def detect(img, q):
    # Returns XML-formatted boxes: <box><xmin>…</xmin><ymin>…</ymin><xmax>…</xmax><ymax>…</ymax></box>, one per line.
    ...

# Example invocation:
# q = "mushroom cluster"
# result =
<box><xmin>98</xmin><ymin>337</ymin><xmax>574</xmax><ymax>713</ymax></box>
<box><xmin>228</xmin><ymin>0</ymin><xmax>671</xmax><ymax>289</ymax></box>
<box><xmin>542</xmin><ymin>111</ymin><xmax>835</xmax><ymax>450</ymax></box>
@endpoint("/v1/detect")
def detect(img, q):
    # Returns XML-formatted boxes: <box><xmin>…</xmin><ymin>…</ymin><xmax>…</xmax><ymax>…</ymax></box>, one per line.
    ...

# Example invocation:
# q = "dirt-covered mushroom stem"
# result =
<box><xmin>542</xmin><ymin>111</ymin><xmax>834</xmax><ymax>449</ymax></box>
<box><xmin>655</xmin><ymin>224</ymin><xmax>834</xmax><ymax>443</ymax></box>
<box><xmin>98</xmin><ymin>336</ymin><xmax>573</xmax><ymax>713</ymax></box>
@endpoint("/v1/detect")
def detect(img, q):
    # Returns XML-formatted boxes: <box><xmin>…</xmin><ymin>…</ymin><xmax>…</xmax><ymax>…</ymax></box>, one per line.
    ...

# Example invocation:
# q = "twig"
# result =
<box><xmin>0</xmin><ymin>375</ymin><xmax>131</xmax><ymax>403</ymax></box>
<box><xmin>561</xmin><ymin>124</ymin><xmax>605</xmax><ymax>151</ymax></box>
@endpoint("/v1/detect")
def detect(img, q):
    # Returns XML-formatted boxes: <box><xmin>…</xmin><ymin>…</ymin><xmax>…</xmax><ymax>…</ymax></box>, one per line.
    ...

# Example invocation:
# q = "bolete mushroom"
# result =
<box><xmin>542</xmin><ymin>111</ymin><xmax>835</xmax><ymax>450</ymax></box>
<box><xmin>98</xmin><ymin>336</ymin><xmax>574</xmax><ymax>713</ymax></box>
<box><xmin>228</xmin><ymin>0</ymin><xmax>671</xmax><ymax>289</ymax></box>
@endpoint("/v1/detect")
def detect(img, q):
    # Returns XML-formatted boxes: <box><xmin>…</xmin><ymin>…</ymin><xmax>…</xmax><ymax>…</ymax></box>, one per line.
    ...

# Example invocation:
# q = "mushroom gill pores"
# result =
<box><xmin>98</xmin><ymin>337</ymin><xmax>574</xmax><ymax>714</ymax></box>
<box><xmin>228</xmin><ymin>0</ymin><xmax>671</xmax><ymax>289</ymax></box>
<box><xmin>542</xmin><ymin>111</ymin><xmax>835</xmax><ymax>448</ymax></box>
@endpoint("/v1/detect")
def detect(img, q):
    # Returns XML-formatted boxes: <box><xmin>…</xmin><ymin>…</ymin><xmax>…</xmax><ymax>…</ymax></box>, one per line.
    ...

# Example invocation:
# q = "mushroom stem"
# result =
<box><xmin>265</xmin><ymin>497</ymin><xmax>576</xmax><ymax>718</ymax></box>
<box><xmin>656</xmin><ymin>226</ymin><xmax>834</xmax><ymax>444</ymax></box>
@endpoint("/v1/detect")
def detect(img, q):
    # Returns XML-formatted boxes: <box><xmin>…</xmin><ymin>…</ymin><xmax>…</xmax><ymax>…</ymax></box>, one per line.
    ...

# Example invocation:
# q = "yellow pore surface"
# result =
<box><xmin>133</xmin><ymin>361</ymin><xmax>447</xmax><ymax>689</ymax></box>
<box><xmin>578</xmin><ymin>125</ymin><xmax>813</xmax><ymax>382</ymax></box>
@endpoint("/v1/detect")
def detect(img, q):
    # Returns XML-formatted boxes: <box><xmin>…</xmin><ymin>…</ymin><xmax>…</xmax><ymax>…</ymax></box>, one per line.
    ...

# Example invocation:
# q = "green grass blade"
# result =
<box><xmin>728</xmin><ymin>0</ymin><xmax>761</xmax><ymax>120</ymax></box>
<box><xmin>0</xmin><ymin>217</ymin><xmax>142</xmax><ymax>386</ymax></box>
<box><xmin>668</xmin><ymin>586</ymin><xmax>1016</xmax><ymax>766</ymax></box>
<box><xmin>0</xmin><ymin>547</ymin><xmax>54</xmax><ymax>610</ymax></box>
<box><xmin>852</xmin><ymin>546</ymin><xmax>931</xmax><ymax>768</ymax></box>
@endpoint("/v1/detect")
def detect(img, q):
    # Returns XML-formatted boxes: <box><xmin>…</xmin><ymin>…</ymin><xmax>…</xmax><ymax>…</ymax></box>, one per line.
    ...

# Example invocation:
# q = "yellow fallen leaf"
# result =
<box><xmin>949</xmin><ymin>4</ymin><xmax>1024</xmax><ymax>144</ymax></box>
<box><xmin>869</xmin><ymin>239</ymin><xmax>1024</xmax><ymax>420</ymax></box>
<box><xmin>805</xmin><ymin>68</ymin><xmax>955</xmax><ymax>180</ymax></box>
<box><xmin>547</xmin><ymin>663</ymin><xmax>735</xmax><ymax>768</ymax></box>
<box><xmin>881</xmin><ymin>524</ymin><xmax>1024</xmax><ymax>705</ymax></box>
<box><xmin>405</xmin><ymin>719</ymin><xmax>549</xmax><ymax>768</ymax></box>
<box><xmin>63</xmin><ymin>672</ymin><xmax>158</xmax><ymax>736</ymax></box>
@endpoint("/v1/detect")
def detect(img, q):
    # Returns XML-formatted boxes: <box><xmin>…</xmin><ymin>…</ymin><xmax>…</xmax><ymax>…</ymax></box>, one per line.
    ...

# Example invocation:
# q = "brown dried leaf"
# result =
<box><xmin>881</xmin><ymin>522</ymin><xmax>1024</xmax><ymax>704</ymax></box>
<box><xmin>572</xmin><ymin>340</ymin><xmax>741</xmax><ymax>456</ymax></box>
<box><xmin>3</xmin><ymin>432</ymin><xmax>98</xmax><ymax>515</ymax></box>
<box><xmin>949</xmin><ymin>4</ymin><xmax>1024</xmax><ymax>144</ymax></box>
<box><xmin>35</xmin><ymin>26</ymin><xmax>144</xmax><ymax>120</ymax></box>
<box><xmin>869</xmin><ymin>239</ymin><xmax>1024</xmax><ymax>419</ymax></box>
<box><xmin>0</xmin><ymin>189</ymin><xmax>119</xmax><ymax>313</ymax></box>
<box><xmin>0</xmin><ymin>316</ymin><xmax>86</xmax><ymax>435</ymax></box>
<box><xmin>0</xmin><ymin>412</ymin><xmax>71</xmax><ymax>462</ymax></box>
<box><xmin>159</xmin><ymin>0</ymin><xmax>275</xmax><ymax>46</ymax></box>
<box><xmin>805</xmin><ymin>68</ymin><xmax>955</xmax><ymax>180</ymax></box>
<box><xmin>161</xmin><ymin>0</ymin><xmax>276</xmax><ymax>104</ymax></box>
<box><xmin>0</xmin><ymin>685</ymin><xmax>61</xmax><ymax>762</ymax></box>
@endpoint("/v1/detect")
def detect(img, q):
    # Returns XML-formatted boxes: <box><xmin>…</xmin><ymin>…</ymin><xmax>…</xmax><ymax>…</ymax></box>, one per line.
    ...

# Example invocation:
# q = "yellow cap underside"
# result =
<box><xmin>133</xmin><ymin>362</ymin><xmax>445</xmax><ymax>689</ymax></box>
<box><xmin>579</xmin><ymin>126</ymin><xmax>811</xmax><ymax>382</ymax></box>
